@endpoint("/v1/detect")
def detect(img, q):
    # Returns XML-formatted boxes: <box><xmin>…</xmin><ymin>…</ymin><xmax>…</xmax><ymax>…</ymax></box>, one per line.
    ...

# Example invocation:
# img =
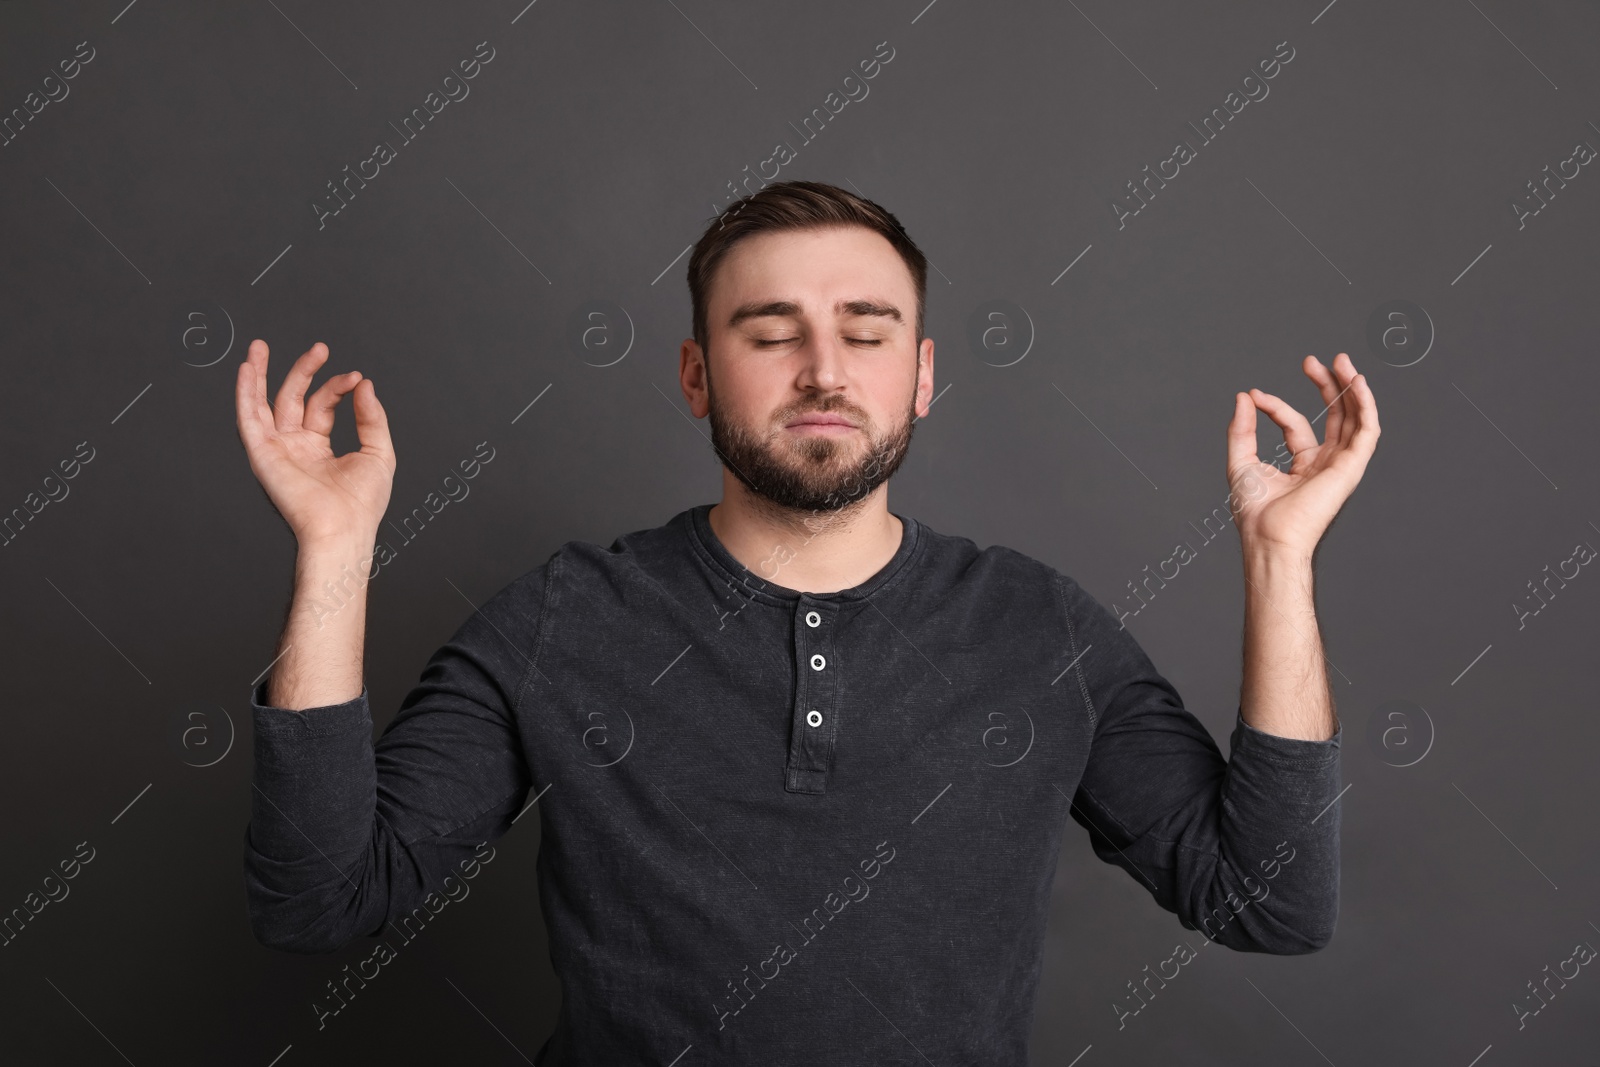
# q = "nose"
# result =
<box><xmin>793</xmin><ymin>333</ymin><xmax>848</xmax><ymax>393</ymax></box>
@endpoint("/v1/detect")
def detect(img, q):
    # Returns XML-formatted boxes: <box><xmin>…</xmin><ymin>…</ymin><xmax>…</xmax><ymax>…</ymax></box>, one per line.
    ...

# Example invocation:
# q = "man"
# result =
<box><xmin>236</xmin><ymin>180</ymin><xmax>1379</xmax><ymax>1064</ymax></box>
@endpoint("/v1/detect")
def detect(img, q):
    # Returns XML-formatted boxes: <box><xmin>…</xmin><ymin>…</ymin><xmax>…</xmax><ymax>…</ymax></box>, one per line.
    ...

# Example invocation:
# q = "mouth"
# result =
<box><xmin>785</xmin><ymin>414</ymin><xmax>859</xmax><ymax>431</ymax></box>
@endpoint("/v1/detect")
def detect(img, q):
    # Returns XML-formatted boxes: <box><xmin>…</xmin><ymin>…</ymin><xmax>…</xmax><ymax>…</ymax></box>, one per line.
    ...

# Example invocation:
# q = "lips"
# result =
<box><xmin>786</xmin><ymin>414</ymin><xmax>858</xmax><ymax>428</ymax></box>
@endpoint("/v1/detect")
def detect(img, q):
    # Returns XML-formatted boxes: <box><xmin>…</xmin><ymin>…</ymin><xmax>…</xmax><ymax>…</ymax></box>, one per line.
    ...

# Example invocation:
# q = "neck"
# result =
<box><xmin>708</xmin><ymin>472</ymin><xmax>904</xmax><ymax>594</ymax></box>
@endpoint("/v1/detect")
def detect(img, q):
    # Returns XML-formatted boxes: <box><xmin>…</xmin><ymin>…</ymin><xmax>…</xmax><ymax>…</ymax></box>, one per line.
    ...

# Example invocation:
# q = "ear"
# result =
<box><xmin>914</xmin><ymin>336</ymin><xmax>935</xmax><ymax>419</ymax></box>
<box><xmin>681</xmin><ymin>338</ymin><xmax>709</xmax><ymax>418</ymax></box>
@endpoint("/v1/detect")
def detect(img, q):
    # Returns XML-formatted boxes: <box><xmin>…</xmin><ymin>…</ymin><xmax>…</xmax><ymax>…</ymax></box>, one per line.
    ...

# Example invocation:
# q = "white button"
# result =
<box><xmin>810</xmin><ymin>653</ymin><xmax>826</xmax><ymax>671</ymax></box>
<box><xmin>806</xmin><ymin>710</ymin><xmax>823</xmax><ymax>727</ymax></box>
<box><xmin>805</xmin><ymin>610</ymin><xmax>821</xmax><ymax>628</ymax></box>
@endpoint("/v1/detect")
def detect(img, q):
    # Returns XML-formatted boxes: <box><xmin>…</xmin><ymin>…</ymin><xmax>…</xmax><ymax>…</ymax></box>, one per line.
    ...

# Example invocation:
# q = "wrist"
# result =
<box><xmin>298</xmin><ymin>529</ymin><xmax>380</xmax><ymax>560</ymax></box>
<box><xmin>1241</xmin><ymin>538</ymin><xmax>1314</xmax><ymax>573</ymax></box>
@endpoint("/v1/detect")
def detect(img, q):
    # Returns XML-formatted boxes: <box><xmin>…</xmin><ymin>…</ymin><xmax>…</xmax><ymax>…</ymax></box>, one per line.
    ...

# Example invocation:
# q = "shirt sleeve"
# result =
<box><xmin>1056</xmin><ymin>572</ymin><xmax>1342</xmax><ymax>954</ymax></box>
<box><xmin>242</xmin><ymin>568</ymin><xmax>544</xmax><ymax>954</ymax></box>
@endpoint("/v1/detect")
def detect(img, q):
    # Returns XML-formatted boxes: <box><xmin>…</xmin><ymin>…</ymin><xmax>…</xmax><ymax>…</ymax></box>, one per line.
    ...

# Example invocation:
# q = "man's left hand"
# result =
<box><xmin>1227</xmin><ymin>351</ymin><xmax>1381</xmax><ymax>558</ymax></box>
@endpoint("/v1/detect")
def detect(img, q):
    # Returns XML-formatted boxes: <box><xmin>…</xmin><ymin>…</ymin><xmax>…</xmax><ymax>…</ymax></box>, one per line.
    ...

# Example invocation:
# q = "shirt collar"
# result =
<box><xmin>683</xmin><ymin>502</ymin><xmax>922</xmax><ymax>606</ymax></box>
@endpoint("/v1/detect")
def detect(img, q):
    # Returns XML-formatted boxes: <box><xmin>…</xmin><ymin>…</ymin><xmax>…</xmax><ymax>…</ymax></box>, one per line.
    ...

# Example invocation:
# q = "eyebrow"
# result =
<box><xmin>727</xmin><ymin>298</ymin><xmax>904</xmax><ymax>328</ymax></box>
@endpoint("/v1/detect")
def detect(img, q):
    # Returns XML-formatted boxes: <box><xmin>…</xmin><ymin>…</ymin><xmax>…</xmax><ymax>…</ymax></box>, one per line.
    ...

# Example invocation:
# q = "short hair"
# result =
<box><xmin>687</xmin><ymin>180</ymin><xmax>929</xmax><ymax>358</ymax></box>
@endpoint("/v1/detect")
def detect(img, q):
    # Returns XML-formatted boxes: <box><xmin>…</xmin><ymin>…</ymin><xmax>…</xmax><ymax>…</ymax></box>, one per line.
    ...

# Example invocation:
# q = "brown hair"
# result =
<box><xmin>687</xmin><ymin>180</ymin><xmax>928</xmax><ymax>358</ymax></box>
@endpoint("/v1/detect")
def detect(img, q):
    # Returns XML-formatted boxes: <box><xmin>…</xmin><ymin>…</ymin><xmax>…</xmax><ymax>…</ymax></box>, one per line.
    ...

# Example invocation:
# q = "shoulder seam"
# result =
<box><xmin>1055</xmin><ymin>572</ymin><xmax>1099</xmax><ymax>732</ymax></box>
<box><xmin>508</xmin><ymin>552</ymin><xmax>560</xmax><ymax>718</ymax></box>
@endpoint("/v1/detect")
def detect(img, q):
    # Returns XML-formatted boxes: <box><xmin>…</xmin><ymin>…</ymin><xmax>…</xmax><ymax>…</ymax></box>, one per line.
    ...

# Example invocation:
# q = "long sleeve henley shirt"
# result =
<box><xmin>243</xmin><ymin>502</ymin><xmax>1342</xmax><ymax>1065</ymax></box>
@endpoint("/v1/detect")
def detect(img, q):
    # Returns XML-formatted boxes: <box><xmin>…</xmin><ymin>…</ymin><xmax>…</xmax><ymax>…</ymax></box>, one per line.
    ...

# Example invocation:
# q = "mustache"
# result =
<box><xmin>779</xmin><ymin>399</ymin><xmax>868</xmax><ymax>423</ymax></box>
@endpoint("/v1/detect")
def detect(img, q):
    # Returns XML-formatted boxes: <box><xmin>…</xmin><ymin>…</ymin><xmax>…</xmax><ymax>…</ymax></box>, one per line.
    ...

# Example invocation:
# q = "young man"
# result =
<box><xmin>236</xmin><ymin>180</ymin><xmax>1379</xmax><ymax>1064</ymax></box>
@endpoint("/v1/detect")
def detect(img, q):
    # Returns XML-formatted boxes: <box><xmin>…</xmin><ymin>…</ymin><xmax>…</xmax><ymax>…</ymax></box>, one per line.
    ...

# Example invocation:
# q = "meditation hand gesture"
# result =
<box><xmin>234</xmin><ymin>339</ymin><xmax>396</xmax><ymax>549</ymax></box>
<box><xmin>1226</xmin><ymin>352</ymin><xmax>1381</xmax><ymax>559</ymax></box>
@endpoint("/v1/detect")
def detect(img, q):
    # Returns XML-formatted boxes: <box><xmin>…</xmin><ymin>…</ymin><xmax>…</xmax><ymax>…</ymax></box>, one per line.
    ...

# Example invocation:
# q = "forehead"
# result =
<box><xmin>710</xmin><ymin>225</ymin><xmax>914</xmax><ymax>317</ymax></box>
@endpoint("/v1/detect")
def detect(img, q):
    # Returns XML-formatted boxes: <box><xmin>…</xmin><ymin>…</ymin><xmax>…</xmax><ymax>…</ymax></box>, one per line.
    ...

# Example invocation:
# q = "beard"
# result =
<box><xmin>706</xmin><ymin>363</ymin><xmax>918</xmax><ymax>522</ymax></box>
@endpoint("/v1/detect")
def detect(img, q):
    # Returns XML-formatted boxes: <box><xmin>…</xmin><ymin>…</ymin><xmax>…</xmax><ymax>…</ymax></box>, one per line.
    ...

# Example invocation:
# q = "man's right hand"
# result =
<box><xmin>235</xmin><ymin>339</ymin><xmax>395</xmax><ymax>549</ymax></box>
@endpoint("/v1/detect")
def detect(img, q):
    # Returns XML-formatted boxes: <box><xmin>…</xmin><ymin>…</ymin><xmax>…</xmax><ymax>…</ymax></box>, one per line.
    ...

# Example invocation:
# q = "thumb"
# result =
<box><xmin>1226</xmin><ymin>391</ymin><xmax>1258</xmax><ymax>473</ymax></box>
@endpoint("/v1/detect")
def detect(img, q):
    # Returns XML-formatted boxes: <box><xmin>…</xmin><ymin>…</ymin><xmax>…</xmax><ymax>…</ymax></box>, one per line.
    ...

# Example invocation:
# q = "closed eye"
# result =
<box><xmin>754</xmin><ymin>338</ymin><xmax>884</xmax><ymax>347</ymax></box>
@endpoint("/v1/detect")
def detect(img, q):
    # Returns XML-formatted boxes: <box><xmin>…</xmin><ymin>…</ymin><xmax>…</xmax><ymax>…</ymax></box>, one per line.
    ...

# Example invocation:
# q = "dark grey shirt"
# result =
<box><xmin>244</xmin><ymin>503</ymin><xmax>1342</xmax><ymax>1064</ymax></box>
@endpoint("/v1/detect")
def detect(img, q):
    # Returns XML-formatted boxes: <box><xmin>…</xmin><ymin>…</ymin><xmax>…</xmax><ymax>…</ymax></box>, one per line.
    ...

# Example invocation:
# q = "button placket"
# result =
<box><xmin>786</xmin><ymin>598</ymin><xmax>838</xmax><ymax>794</ymax></box>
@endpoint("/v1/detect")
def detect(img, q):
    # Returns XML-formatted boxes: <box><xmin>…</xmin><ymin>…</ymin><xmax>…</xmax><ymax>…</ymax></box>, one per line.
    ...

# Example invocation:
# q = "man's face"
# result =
<box><xmin>680</xmin><ymin>225</ymin><xmax>934</xmax><ymax>518</ymax></box>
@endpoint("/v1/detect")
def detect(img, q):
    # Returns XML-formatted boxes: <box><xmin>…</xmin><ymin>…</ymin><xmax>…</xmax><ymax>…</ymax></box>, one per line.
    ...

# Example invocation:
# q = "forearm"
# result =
<box><xmin>248</xmin><ymin>533</ymin><xmax>383</xmax><ymax>951</ymax></box>
<box><xmin>1238</xmin><ymin>546</ymin><xmax>1336</xmax><ymax>742</ymax></box>
<box><xmin>267</xmin><ymin>533</ymin><xmax>377</xmax><ymax>710</ymax></box>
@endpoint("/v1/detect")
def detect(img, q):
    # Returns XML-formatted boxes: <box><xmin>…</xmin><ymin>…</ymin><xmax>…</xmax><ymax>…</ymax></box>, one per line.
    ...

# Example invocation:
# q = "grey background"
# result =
<box><xmin>1</xmin><ymin>0</ymin><xmax>1597</xmax><ymax>1063</ymax></box>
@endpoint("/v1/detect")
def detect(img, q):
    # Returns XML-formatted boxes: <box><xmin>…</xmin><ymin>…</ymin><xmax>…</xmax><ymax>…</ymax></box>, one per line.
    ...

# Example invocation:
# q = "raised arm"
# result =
<box><xmin>234</xmin><ymin>339</ymin><xmax>534</xmax><ymax>954</ymax></box>
<box><xmin>234</xmin><ymin>338</ymin><xmax>394</xmax><ymax>711</ymax></box>
<box><xmin>1063</xmin><ymin>352</ymin><xmax>1377</xmax><ymax>955</ymax></box>
<box><xmin>1229</xmin><ymin>351</ymin><xmax>1379</xmax><ymax>743</ymax></box>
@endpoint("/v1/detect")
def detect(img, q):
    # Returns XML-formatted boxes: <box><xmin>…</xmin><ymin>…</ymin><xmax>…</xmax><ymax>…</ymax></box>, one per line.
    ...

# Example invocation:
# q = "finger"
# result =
<box><xmin>1226</xmin><ymin>390</ymin><xmax>1260</xmax><ymax>475</ymax></box>
<box><xmin>1331</xmin><ymin>353</ymin><xmax>1365</xmax><ymax>450</ymax></box>
<box><xmin>1301</xmin><ymin>355</ymin><xmax>1346</xmax><ymax>449</ymax></box>
<box><xmin>303</xmin><ymin>369</ymin><xmax>364</xmax><ymax>437</ymax></box>
<box><xmin>236</xmin><ymin>339</ymin><xmax>277</xmax><ymax>450</ymax></box>
<box><xmin>1345</xmin><ymin>366</ymin><xmax>1380</xmax><ymax>453</ymax></box>
<box><xmin>351</xmin><ymin>378</ymin><xmax>395</xmax><ymax>462</ymax></box>
<box><xmin>273</xmin><ymin>342</ymin><xmax>330</xmax><ymax>433</ymax></box>
<box><xmin>1248</xmin><ymin>387</ymin><xmax>1319</xmax><ymax>460</ymax></box>
<box><xmin>1318</xmin><ymin>370</ymin><xmax>1382</xmax><ymax>483</ymax></box>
